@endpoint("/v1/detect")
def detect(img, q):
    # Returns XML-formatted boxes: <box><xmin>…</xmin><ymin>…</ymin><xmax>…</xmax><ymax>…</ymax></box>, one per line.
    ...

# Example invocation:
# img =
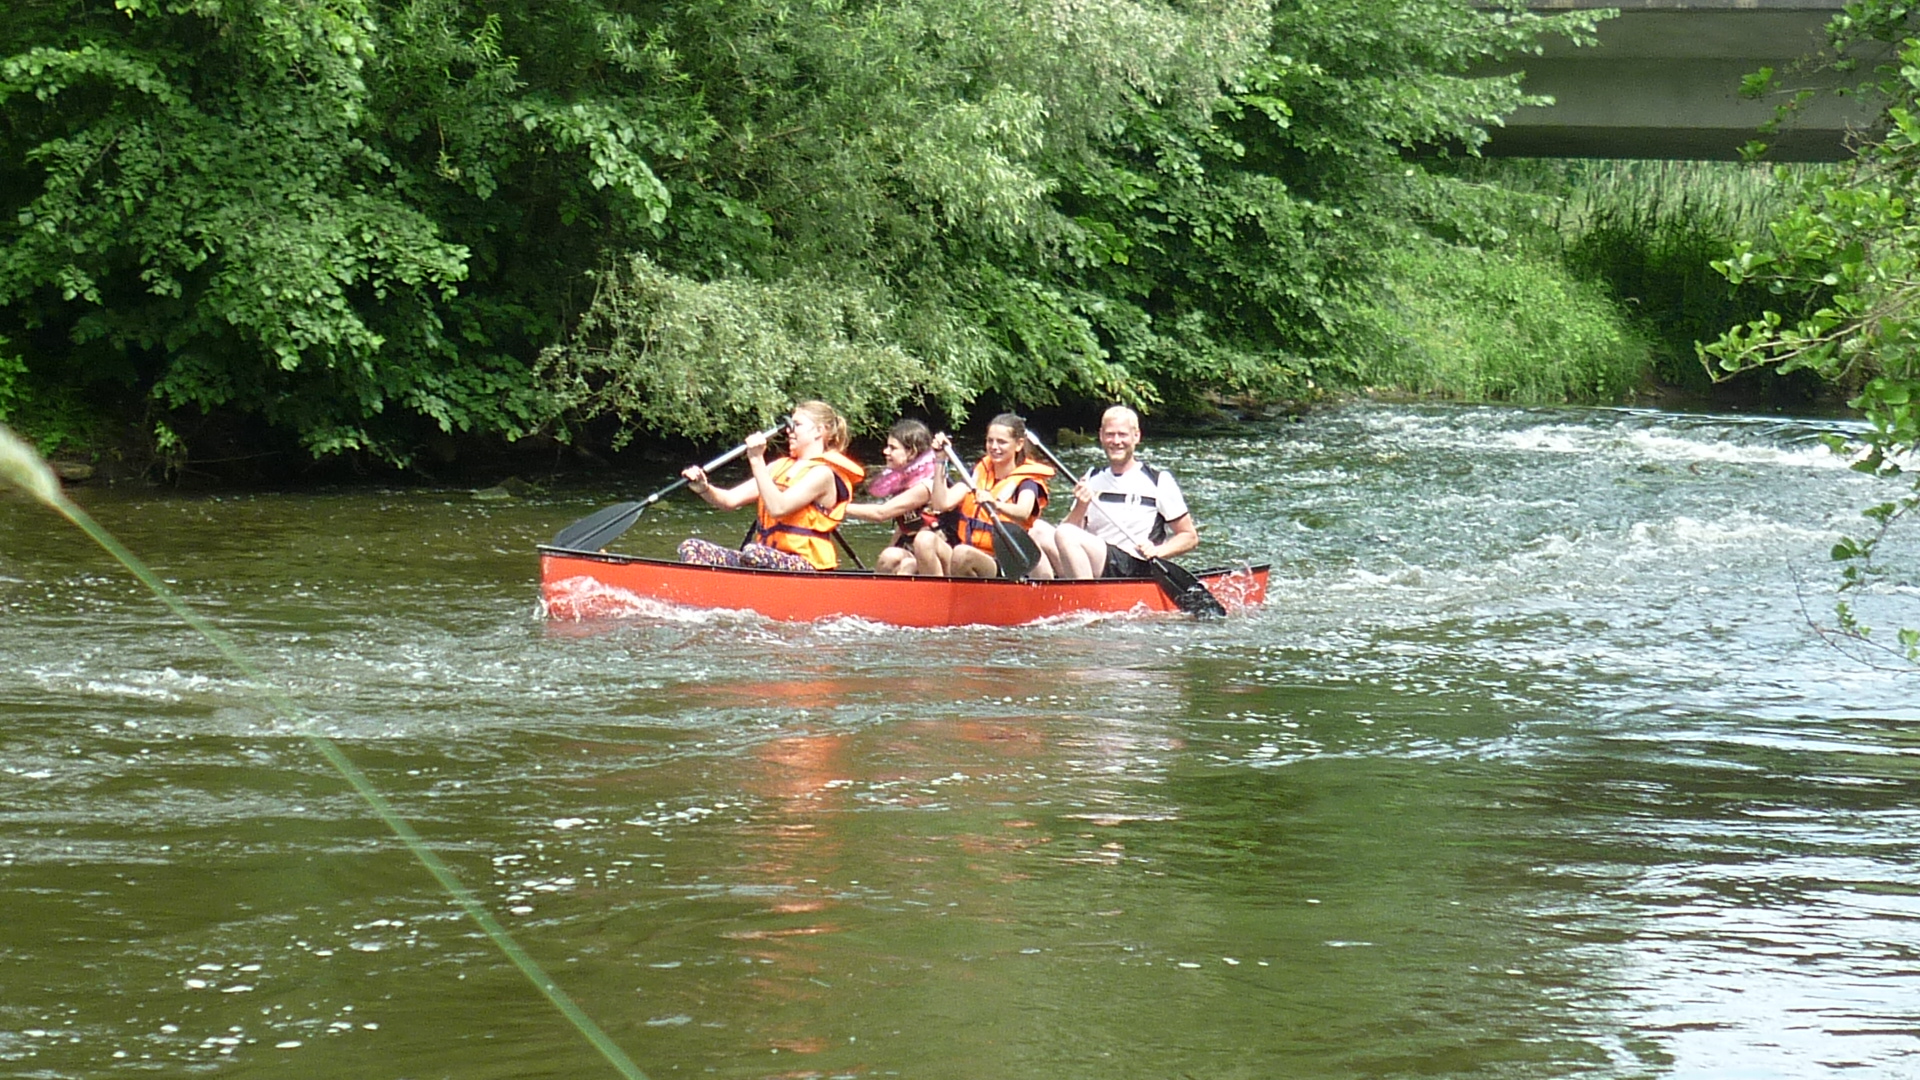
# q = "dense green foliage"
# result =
<box><xmin>1389</xmin><ymin>159</ymin><xmax>1803</xmax><ymax>401</ymax></box>
<box><xmin>539</xmin><ymin>253</ymin><xmax>964</xmax><ymax>448</ymax></box>
<box><xmin>1349</xmin><ymin>235</ymin><xmax>1650</xmax><ymax>403</ymax></box>
<box><xmin>0</xmin><ymin>0</ymin><xmax>1605</xmax><ymax>468</ymax></box>
<box><xmin>1705</xmin><ymin>0</ymin><xmax>1920</xmax><ymax>663</ymax></box>
<box><xmin>2</xmin><ymin>1</ymin><xmax>472</xmax><ymax>459</ymax></box>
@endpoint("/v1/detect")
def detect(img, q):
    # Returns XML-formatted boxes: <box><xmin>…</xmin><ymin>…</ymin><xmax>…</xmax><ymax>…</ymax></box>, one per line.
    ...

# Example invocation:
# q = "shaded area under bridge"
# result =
<box><xmin>1480</xmin><ymin>0</ymin><xmax>1892</xmax><ymax>160</ymax></box>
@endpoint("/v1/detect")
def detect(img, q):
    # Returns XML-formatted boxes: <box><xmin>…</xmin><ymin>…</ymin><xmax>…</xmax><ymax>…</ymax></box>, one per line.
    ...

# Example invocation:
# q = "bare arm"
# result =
<box><xmin>684</xmin><ymin>430</ymin><xmax>779</xmax><ymax>511</ymax></box>
<box><xmin>701</xmin><ymin>478</ymin><xmax>758</xmax><ymax>510</ymax></box>
<box><xmin>991</xmin><ymin>484</ymin><xmax>1040</xmax><ymax>523</ymax></box>
<box><xmin>1140</xmin><ymin>514</ymin><xmax>1198</xmax><ymax>561</ymax></box>
<box><xmin>844</xmin><ymin>483</ymin><xmax>930</xmax><ymax>523</ymax></box>
<box><xmin>1063</xmin><ymin>477</ymin><xmax>1094</xmax><ymax>528</ymax></box>
<box><xmin>683</xmin><ymin>466</ymin><xmax>758</xmax><ymax>510</ymax></box>
<box><xmin>924</xmin><ymin>433</ymin><xmax>966</xmax><ymax>512</ymax></box>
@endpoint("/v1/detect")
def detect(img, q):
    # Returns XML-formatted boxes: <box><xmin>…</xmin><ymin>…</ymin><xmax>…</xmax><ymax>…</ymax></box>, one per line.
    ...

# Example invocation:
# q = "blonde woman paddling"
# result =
<box><xmin>677</xmin><ymin>401</ymin><xmax>864</xmax><ymax>572</ymax></box>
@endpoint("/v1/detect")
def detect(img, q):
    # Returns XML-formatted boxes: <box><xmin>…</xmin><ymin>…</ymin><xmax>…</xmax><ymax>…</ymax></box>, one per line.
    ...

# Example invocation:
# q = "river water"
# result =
<box><xmin>1</xmin><ymin>402</ymin><xmax>1915</xmax><ymax>1079</ymax></box>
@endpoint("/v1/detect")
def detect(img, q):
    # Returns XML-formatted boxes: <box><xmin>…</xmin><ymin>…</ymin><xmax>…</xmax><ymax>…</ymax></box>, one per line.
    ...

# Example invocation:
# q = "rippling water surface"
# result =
<box><xmin>2</xmin><ymin>403</ymin><xmax>1916</xmax><ymax>1079</ymax></box>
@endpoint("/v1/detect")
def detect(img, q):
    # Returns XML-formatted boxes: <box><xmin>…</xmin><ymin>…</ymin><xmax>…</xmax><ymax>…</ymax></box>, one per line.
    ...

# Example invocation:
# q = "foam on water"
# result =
<box><xmin>541</xmin><ymin>574</ymin><xmax>758</xmax><ymax>624</ymax></box>
<box><xmin>1489</xmin><ymin>422</ymin><xmax>1853</xmax><ymax>470</ymax></box>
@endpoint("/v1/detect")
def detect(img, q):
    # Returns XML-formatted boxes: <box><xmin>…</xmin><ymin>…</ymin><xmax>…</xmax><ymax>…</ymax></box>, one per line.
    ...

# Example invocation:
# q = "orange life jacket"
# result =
<box><xmin>745</xmin><ymin>451</ymin><xmax>865</xmax><ymax>570</ymax></box>
<box><xmin>957</xmin><ymin>457</ymin><xmax>1054</xmax><ymax>553</ymax></box>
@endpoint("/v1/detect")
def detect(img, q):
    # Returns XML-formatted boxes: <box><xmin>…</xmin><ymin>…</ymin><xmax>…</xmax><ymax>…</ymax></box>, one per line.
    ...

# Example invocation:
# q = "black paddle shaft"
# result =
<box><xmin>1025</xmin><ymin>431</ymin><xmax>1227</xmax><ymax>618</ymax></box>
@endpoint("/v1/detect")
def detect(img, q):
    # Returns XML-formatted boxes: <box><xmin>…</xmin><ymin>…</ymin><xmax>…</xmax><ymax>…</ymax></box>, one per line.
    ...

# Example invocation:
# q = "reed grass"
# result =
<box><xmin>1545</xmin><ymin>160</ymin><xmax>1803</xmax><ymax>389</ymax></box>
<box><xmin>1393</xmin><ymin>159</ymin><xmax>1813</xmax><ymax>398</ymax></box>
<box><xmin>1348</xmin><ymin>234</ymin><xmax>1653</xmax><ymax>404</ymax></box>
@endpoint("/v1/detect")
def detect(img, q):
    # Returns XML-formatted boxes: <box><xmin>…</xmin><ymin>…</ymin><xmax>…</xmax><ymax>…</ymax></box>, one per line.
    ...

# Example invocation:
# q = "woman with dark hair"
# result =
<box><xmin>914</xmin><ymin>413</ymin><xmax>1055</xmax><ymax>578</ymax></box>
<box><xmin>677</xmin><ymin>400</ymin><xmax>864</xmax><ymax>571</ymax></box>
<box><xmin>842</xmin><ymin>419</ymin><xmax>939</xmax><ymax>574</ymax></box>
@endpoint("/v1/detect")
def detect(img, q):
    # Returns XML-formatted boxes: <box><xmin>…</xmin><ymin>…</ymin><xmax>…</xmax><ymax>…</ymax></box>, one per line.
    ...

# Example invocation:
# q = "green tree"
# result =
<box><xmin>543</xmin><ymin>0</ymin><xmax>1606</xmax><ymax>430</ymax></box>
<box><xmin>1</xmin><ymin>1</ymin><xmax>469</xmax><ymax>461</ymax></box>
<box><xmin>1022</xmin><ymin>0</ymin><xmax>1606</xmax><ymax>410</ymax></box>
<box><xmin>540</xmin><ymin>0</ymin><xmax>1277</xmax><ymax>433</ymax></box>
<box><xmin>3</xmin><ymin>0</ymin><xmax>1608</xmax><ymax>469</ymax></box>
<box><xmin>0</xmin><ymin>0</ymin><xmax>688</xmax><ymax>466</ymax></box>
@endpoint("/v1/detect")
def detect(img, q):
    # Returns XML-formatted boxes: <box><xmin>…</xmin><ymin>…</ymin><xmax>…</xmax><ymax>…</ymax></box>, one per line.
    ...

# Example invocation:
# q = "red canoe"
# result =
<box><xmin>539</xmin><ymin>547</ymin><xmax>1269</xmax><ymax>627</ymax></box>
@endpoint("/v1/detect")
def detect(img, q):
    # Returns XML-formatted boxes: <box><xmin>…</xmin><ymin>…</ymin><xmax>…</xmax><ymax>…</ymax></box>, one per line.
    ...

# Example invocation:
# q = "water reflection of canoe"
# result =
<box><xmin>539</xmin><ymin>547</ymin><xmax>1270</xmax><ymax>627</ymax></box>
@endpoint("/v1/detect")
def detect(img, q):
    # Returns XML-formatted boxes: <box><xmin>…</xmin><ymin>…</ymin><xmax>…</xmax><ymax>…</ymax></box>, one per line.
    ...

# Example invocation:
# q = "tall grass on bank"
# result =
<box><xmin>1548</xmin><ymin>160</ymin><xmax>1802</xmax><ymax>390</ymax></box>
<box><xmin>1348</xmin><ymin>234</ymin><xmax>1653</xmax><ymax>404</ymax></box>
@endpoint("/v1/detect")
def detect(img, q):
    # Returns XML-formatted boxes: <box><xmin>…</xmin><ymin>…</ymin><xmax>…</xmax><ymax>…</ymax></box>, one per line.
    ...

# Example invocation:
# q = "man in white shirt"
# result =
<box><xmin>1047</xmin><ymin>406</ymin><xmax>1199</xmax><ymax>579</ymax></box>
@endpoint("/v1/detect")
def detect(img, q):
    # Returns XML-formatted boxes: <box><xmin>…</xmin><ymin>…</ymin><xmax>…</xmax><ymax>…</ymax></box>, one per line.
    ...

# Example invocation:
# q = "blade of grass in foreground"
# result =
<box><xmin>0</xmin><ymin>425</ymin><xmax>648</xmax><ymax>1080</ymax></box>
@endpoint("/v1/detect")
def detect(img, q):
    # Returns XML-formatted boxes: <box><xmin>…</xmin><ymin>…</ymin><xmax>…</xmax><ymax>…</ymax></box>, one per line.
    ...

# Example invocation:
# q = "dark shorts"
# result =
<box><xmin>917</xmin><ymin>509</ymin><xmax>962</xmax><ymax>546</ymax></box>
<box><xmin>1101</xmin><ymin>544</ymin><xmax>1152</xmax><ymax>580</ymax></box>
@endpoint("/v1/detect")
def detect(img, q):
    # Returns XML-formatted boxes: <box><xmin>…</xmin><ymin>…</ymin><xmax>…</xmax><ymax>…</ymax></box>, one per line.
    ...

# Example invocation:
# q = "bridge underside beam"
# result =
<box><xmin>1485</xmin><ymin>125</ymin><xmax>1865</xmax><ymax>161</ymax></box>
<box><xmin>1480</xmin><ymin>7</ymin><xmax>1888</xmax><ymax>161</ymax></box>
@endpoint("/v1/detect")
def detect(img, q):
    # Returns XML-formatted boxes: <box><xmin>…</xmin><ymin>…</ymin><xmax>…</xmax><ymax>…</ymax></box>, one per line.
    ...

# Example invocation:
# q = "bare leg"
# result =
<box><xmin>1052</xmin><ymin>523</ymin><xmax>1109</xmax><ymax>580</ymax></box>
<box><xmin>876</xmin><ymin>546</ymin><xmax>916</xmax><ymax>575</ymax></box>
<box><xmin>948</xmin><ymin>545</ymin><xmax>998</xmax><ymax>578</ymax></box>
<box><xmin>912</xmin><ymin>529</ymin><xmax>951</xmax><ymax>576</ymax></box>
<box><xmin>1025</xmin><ymin>520</ymin><xmax>1058</xmax><ymax>580</ymax></box>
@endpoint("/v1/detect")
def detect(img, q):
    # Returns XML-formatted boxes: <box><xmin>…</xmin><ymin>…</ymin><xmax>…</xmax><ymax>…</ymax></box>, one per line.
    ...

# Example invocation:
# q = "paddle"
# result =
<box><xmin>550</xmin><ymin>423</ymin><xmax>785</xmax><ymax>551</ymax></box>
<box><xmin>941</xmin><ymin>444</ymin><xmax>1042</xmax><ymax>581</ymax></box>
<box><xmin>830</xmin><ymin>529</ymin><xmax>868</xmax><ymax>571</ymax></box>
<box><xmin>1026</xmin><ymin>432</ymin><xmax>1228</xmax><ymax>618</ymax></box>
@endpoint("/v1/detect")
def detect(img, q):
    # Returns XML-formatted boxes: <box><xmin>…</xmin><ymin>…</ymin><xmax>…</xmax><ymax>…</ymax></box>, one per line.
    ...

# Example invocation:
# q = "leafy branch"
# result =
<box><xmin>1701</xmin><ymin>2</ymin><xmax>1920</xmax><ymax>667</ymax></box>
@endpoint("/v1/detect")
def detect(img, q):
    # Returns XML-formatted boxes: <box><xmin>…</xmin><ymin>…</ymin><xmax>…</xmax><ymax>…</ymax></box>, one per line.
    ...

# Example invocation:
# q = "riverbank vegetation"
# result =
<box><xmin>1546</xmin><ymin>160</ymin><xmax>1802</xmax><ymax>392</ymax></box>
<box><xmin>1698</xmin><ymin>0</ymin><xmax>1920</xmax><ymax>666</ymax></box>
<box><xmin>0</xmin><ymin>0</ymin><xmax>1849</xmax><ymax>480</ymax></box>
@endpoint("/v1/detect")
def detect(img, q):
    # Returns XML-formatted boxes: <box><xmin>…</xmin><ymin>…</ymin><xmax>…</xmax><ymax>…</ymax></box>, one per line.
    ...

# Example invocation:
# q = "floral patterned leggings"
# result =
<box><xmin>677</xmin><ymin>537</ymin><xmax>817</xmax><ymax>573</ymax></box>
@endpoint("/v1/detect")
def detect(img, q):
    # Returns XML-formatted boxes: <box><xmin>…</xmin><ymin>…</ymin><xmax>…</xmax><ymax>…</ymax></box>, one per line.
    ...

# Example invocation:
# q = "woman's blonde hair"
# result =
<box><xmin>794</xmin><ymin>400</ymin><xmax>850</xmax><ymax>453</ymax></box>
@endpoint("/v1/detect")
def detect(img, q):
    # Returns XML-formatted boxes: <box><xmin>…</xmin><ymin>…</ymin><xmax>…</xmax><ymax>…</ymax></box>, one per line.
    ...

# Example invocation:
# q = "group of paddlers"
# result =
<box><xmin>674</xmin><ymin>400</ymin><xmax>1199</xmax><ymax>580</ymax></box>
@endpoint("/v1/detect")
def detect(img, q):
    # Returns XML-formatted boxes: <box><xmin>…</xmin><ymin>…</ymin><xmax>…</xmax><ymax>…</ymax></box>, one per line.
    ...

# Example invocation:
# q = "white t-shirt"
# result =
<box><xmin>1077</xmin><ymin>462</ymin><xmax>1189</xmax><ymax>552</ymax></box>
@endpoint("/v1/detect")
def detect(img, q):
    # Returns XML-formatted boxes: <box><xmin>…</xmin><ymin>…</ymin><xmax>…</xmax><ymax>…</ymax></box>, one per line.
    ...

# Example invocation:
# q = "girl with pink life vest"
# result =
<box><xmin>842</xmin><ymin>419</ymin><xmax>939</xmax><ymax>575</ymax></box>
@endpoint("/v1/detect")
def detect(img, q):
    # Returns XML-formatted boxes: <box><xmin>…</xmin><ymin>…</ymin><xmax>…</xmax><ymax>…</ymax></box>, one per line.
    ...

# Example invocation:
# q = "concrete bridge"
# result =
<box><xmin>1481</xmin><ymin>0</ymin><xmax>1892</xmax><ymax>160</ymax></box>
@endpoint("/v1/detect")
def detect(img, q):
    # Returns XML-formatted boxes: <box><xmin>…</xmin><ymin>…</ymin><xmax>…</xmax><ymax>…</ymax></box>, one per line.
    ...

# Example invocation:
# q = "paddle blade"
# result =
<box><xmin>551</xmin><ymin>422</ymin><xmax>778</xmax><ymax>551</ymax></box>
<box><xmin>551</xmin><ymin>501</ymin><xmax>644</xmax><ymax>550</ymax></box>
<box><xmin>991</xmin><ymin>521</ymin><xmax>1042</xmax><ymax>581</ymax></box>
<box><xmin>1150</xmin><ymin>558</ymin><xmax>1228</xmax><ymax>618</ymax></box>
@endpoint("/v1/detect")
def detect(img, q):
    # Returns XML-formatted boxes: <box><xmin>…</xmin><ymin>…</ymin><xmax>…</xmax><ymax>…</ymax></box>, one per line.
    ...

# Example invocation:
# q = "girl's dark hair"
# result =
<box><xmin>988</xmin><ymin>412</ymin><xmax>1029</xmax><ymax>464</ymax></box>
<box><xmin>888</xmin><ymin>418</ymin><xmax>933</xmax><ymax>456</ymax></box>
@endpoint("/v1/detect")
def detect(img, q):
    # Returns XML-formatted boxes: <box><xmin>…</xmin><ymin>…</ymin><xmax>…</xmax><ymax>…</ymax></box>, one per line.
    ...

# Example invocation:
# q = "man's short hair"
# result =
<box><xmin>1102</xmin><ymin>405</ymin><xmax>1141</xmax><ymax>433</ymax></box>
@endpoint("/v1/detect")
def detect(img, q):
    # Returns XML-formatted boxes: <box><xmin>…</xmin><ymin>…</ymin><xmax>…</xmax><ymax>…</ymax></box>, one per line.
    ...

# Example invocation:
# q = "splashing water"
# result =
<box><xmin>0</xmin><ymin>424</ymin><xmax>648</xmax><ymax>1080</ymax></box>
